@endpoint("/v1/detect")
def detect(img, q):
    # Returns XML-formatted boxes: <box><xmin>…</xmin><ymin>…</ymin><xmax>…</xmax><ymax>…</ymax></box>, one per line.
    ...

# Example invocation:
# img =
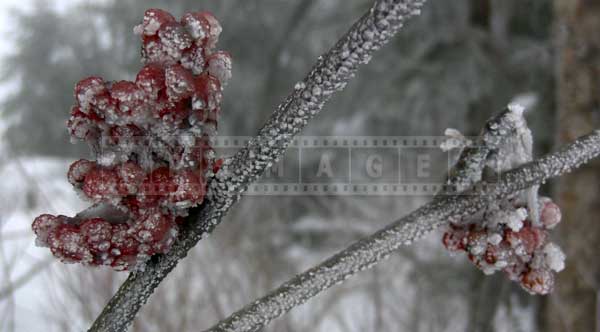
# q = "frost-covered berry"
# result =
<box><xmin>110</xmin><ymin>81</ymin><xmax>145</xmax><ymax>117</ymax></box>
<box><xmin>135</xmin><ymin>9</ymin><xmax>176</xmax><ymax>36</ymax></box>
<box><xmin>136</xmin><ymin>63</ymin><xmax>166</xmax><ymax>98</ymax></box>
<box><xmin>80</xmin><ymin>218</ymin><xmax>113</xmax><ymax>254</ymax></box>
<box><xmin>171</xmin><ymin>170</ymin><xmax>205</xmax><ymax>206</ymax></box>
<box><xmin>74</xmin><ymin>76</ymin><xmax>107</xmax><ymax>113</ymax></box>
<box><xmin>68</xmin><ymin>159</ymin><xmax>96</xmax><ymax>187</ymax></box>
<box><xmin>48</xmin><ymin>224</ymin><xmax>91</xmax><ymax>263</ymax></box>
<box><xmin>521</xmin><ymin>268</ymin><xmax>554</xmax><ymax>295</ymax></box>
<box><xmin>165</xmin><ymin>64</ymin><xmax>195</xmax><ymax>101</ymax></box>
<box><xmin>158</xmin><ymin>22</ymin><xmax>193</xmax><ymax>59</ymax></box>
<box><xmin>131</xmin><ymin>210</ymin><xmax>175</xmax><ymax>245</ymax></box>
<box><xmin>192</xmin><ymin>72</ymin><xmax>221</xmax><ymax>112</ymax></box>
<box><xmin>442</xmin><ymin>196</ymin><xmax>564</xmax><ymax>295</ymax></box>
<box><xmin>116</xmin><ymin>162</ymin><xmax>145</xmax><ymax>195</ymax></box>
<box><xmin>181</xmin><ymin>11</ymin><xmax>221</xmax><ymax>48</ymax></box>
<box><xmin>82</xmin><ymin>168</ymin><xmax>120</xmax><ymax>201</ymax></box>
<box><xmin>32</xmin><ymin>214</ymin><xmax>59</xmax><ymax>246</ymax></box>
<box><xmin>540</xmin><ymin>198</ymin><xmax>561</xmax><ymax>229</ymax></box>
<box><xmin>33</xmin><ymin>8</ymin><xmax>230</xmax><ymax>271</ymax></box>
<box><xmin>206</xmin><ymin>51</ymin><xmax>232</xmax><ymax>85</ymax></box>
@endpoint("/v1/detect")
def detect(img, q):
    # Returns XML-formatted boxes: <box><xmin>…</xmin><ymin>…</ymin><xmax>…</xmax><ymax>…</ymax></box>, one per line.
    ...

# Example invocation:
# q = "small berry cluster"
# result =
<box><xmin>32</xmin><ymin>9</ymin><xmax>231</xmax><ymax>271</ymax></box>
<box><xmin>443</xmin><ymin>197</ymin><xmax>565</xmax><ymax>294</ymax></box>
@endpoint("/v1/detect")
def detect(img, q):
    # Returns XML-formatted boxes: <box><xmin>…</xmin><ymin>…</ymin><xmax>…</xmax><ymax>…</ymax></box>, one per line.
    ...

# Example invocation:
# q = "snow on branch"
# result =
<box><xmin>88</xmin><ymin>1</ymin><xmax>426</xmax><ymax>331</ymax></box>
<box><xmin>202</xmin><ymin>130</ymin><xmax>600</xmax><ymax>332</ymax></box>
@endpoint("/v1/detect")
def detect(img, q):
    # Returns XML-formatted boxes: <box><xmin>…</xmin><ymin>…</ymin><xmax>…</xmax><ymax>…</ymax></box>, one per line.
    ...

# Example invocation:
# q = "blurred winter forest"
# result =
<box><xmin>0</xmin><ymin>0</ymin><xmax>598</xmax><ymax>331</ymax></box>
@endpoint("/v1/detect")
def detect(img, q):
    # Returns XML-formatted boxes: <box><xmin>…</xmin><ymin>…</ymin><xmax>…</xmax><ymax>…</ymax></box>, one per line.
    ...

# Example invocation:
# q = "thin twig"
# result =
<box><xmin>203</xmin><ymin>130</ymin><xmax>600</xmax><ymax>332</ymax></box>
<box><xmin>88</xmin><ymin>1</ymin><xmax>426</xmax><ymax>331</ymax></box>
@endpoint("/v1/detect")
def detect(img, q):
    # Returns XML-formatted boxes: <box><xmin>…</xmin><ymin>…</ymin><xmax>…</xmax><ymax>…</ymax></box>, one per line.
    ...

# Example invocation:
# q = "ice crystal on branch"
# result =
<box><xmin>32</xmin><ymin>8</ymin><xmax>231</xmax><ymax>271</ymax></box>
<box><xmin>441</xmin><ymin>105</ymin><xmax>565</xmax><ymax>295</ymax></box>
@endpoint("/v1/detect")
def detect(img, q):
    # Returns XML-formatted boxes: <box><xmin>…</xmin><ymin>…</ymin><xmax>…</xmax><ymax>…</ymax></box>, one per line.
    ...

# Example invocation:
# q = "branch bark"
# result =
<box><xmin>203</xmin><ymin>130</ymin><xmax>600</xmax><ymax>332</ymax></box>
<box><xmin>88</xmin><ymin>1</ymin><xmax>426</xmax><ymax>331</ymax></box>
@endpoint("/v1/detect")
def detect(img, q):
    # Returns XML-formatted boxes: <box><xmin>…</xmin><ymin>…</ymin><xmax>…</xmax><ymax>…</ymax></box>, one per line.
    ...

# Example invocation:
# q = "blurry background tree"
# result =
<box><xmin>543</xmin><ymin>1</ymin><xmax>600</xmax><ymax>331</ymax></box>
<box><xmin>1</xmin><ymin>0</ymin><xmax>596</xmax><ymax>331</ymax></box>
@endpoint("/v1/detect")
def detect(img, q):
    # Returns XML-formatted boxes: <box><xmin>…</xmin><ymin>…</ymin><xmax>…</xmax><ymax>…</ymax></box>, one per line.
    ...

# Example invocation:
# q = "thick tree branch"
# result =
<box><xmin>88</xmin><ymin>1</ymin><xmax>426</xmax><ymax>331</ymax></box>
<box><xmin>203</xmin><ymin>130</ymin><xmax>600</xmax><ymax>332</ymax></box>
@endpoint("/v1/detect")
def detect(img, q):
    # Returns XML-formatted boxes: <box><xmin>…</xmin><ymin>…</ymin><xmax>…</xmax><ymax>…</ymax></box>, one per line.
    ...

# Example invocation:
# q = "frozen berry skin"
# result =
<box><xmin>158</xmin><ymin>22</ymin><xmax>193</xmax><ymax>59</ymax></box>
<box><xmin>110</xmin><ymin>81</ymin><xmax>145</xmax><ymax>117</ymax></box>
<box><xmin>74</xmin><ymin>76</ymin><xmax>107</xmax><ymax>112</ymax></box>
<box><xmin>441</xmin><ymin>196</ymin><xmax>564</xmax><ymax>295</ymax></box>
<box><xmin>165</xmin><ymin>64</ymin><xmax>195</xmax><ymax>102</ymax></box>
<box><xmin>206</xmin><ymin>51</ymin><xmax>232</xmax><ymax>85</ymax></box>
<box><xmin>521</xmin><ymin>268</ymin><xmax>554</xmax><ymax>295</ymax></box>
<box><xmin>142</xmin><ymin>167</ymin><xmax>176</xmax><ymax>198</ymax></box>
<box><xmin>137</xmin><ymin>9</ymin><xmax>176</xmax><ymax>36</ymax></box>
<box><xmin>67</xmin><ymin>106</ymin><xmax>100</xmax><ymax>140</ymax></box>
<box><xmin>131</xmin><ymin>210</ymin><xmax>175</xmax><ymax>244</ymax></box>
<box><xmin>32</xmin><ymin>214</ymin><xmax>59</xmax><ymax>246</ymax></box>
<box><xmin>80</xmin><ymin>218</ymin><xmax>113</xmax><ymax>254</ymax></box>
<box><xmin>540</xmin><ymin>200</ymin><xmax>561</xmax><ymax>229</ymax></box>
<box><xmin>82</xmin><ymin>168</ymin><xmax>120</xmax><ymax>201</ymax></box>
<box><xmin>136</xmin><ymin>63</ymin><xmax>166</xmax><ymax>98</ymax></box>
<box><xmin>48</xmin><ymin>224</ymin><xmax>91</xmax><ymax>263</ymax></box>
<box><xmin>33</xmin><ymin>9</ymin><xmax>230</xmax><ymax>271</ymax></box>
<box><xmin>192</xmin><ymin>72</ymin><xmax>221</xmax><ymax>112</ymax></box>
<box><xmin>171</xmin><ymin>170</ymin><xmax>205</xmax><ymax>206</ymax></box>
<box><xmin>68</xmin><ymin>159</ymin><xmax>96</xmax><ymax>187</ymax></box>
<box><xmin>181</xmin><ymin>45</ymin><xmax>205</xmax><ymax>74</ymax></box>
<box><xmin>116</xmin><ymin>162</ymin><xmax>145</xmax><ymax>195</ymax></box>
<box><xmin>181</xmin><ymin>12</ymin><xmax>211</xmax><ymax>41</ymax></box>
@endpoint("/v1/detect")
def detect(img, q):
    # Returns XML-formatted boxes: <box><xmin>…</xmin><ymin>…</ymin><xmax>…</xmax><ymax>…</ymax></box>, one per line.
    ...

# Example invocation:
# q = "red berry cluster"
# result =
<box><xmin>32</xmin><ymin>9</ymin><xmax>231</xmax><ymax>271</ymax></box>
<box><xmin>442</xmin><ymin>197</ymin><xmax>564</xmax><ymax>294</ymax></box>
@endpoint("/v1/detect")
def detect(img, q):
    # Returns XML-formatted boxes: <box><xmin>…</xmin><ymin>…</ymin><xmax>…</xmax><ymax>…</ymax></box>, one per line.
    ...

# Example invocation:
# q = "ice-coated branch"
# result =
<box><xmin>444</xmin><ymin>105</ymin><xmax>530</xmax><ymax>192</ymax></box>
<box><xmin>88</xmin><ymin>1</ymin><xmax>426</xmax><ymax>331</ymax></box>
<box><xmin>203</xmin><ymin>130</ymin><xmax>600</xmax><ymax>332</ymax></box>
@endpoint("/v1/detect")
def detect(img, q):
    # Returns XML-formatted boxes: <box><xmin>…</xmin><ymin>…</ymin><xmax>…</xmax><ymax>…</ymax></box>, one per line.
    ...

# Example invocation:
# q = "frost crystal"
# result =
<box><xmin>32</xmin><ymin>8</ymin><xmax>230</xmax><ymax>271</ymax></box>
<box><xmin>441</xmin><ymin>105</ymin><xmax>566</xmax><ymax>295</ymax></box>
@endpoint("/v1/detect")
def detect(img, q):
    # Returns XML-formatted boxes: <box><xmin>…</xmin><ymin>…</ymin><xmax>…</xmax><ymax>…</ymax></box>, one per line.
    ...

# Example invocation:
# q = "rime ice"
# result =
<box><xmin>32</xmin><ymin>9</ymin><xmax>231</xmax><ymax>271</ymax></box>
<box><xmin>441</xmin><ymin>105</ymin><xmax>566</xmax><ymax>295</ymax></box>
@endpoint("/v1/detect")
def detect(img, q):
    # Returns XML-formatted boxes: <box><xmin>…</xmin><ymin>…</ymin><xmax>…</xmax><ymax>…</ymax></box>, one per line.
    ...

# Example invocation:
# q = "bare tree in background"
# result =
<box><xmin>544</xmin><ymin>1</ymin><xmax>600</xmax><ymax>331</ymax></box>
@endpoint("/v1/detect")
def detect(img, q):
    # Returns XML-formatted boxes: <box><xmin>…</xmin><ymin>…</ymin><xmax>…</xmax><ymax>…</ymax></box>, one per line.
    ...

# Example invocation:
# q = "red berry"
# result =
<box><xmin>206</xmin><ymin>51</ymin><xmax>232</xmax><ymax>84</ymax></box>
<box><xmin>80</xmin><ymin>218</ymin><xmax>113</xmax><ymax>254</ymax></box>
<box><xmin>520</xmin><ymin>268</ymin><xmax>554</xmax><ymax>295</ymax></box>
<box><xmin>136</xmin><ymin>63</ymin><xmax>166</xmax><ymax>98</ymax></box>
<box><xmin>181</xmin><ymin>45</ymin><xmax>205</xmax><ymax>74</ymax></box>
<box><xmin>36</xmin><ymin>8</ymin><xmax>230</xmax><ymax>270</ymax></box>
<box><xmin>74</xmin><ymin>76</ymin><xmax>107</xmax><ymax>112</ymax></box>
<box><xmin>82</xmin><ymin>168</ymin><xmax>120</xmax><ymax>200</ymax></box>
<box><xmin>514</xmin><ymin>224</ymin><xmax>546</xmax><ymax>254</ymax></box>
<box><xmin>68</xmin><ymin>159</ymin><xmax>96</xmax><ymax>187</ymax></box>
<box><xmin>138</xmin><ymin>9</ymin><xmax>176</xmax><ymax>36</ymax></box>
<box><xmin>48</xmin><ymin>224</ymin><xmax>90</xmax><ymax>262</ymax></box>
<box><xmin>110</xmin><ymin>224</ymin><xmax>140</xmax><ymax>257</ymax></box>
<box><xmin>116</xmin><ymin>162</ymin><xmax>145</xmax><ymax>195</ymax></box>
<box><xmin>110</xmin><ymin>81</ymin><xmax>145</xmax><ymax>116</ymax></box>
<box><xmin>181</xmin><ymin>12</ymin><xmax>212</xmax><ymax>42</ymax></box>
<box><xmin>192</xmin><ymin>72</ymin><xmax>221</xmax><ymax>111</ymax></box>
<box><xmin>171</xmin><ymin>170</ymin><xmax>206</xmax><ymax>205</ymax></box>
<box><xmin>131</xmin><ymin>210</ymin><xmax>175</xmax><ymax>244</ymax></box>
<box><xmin>158</xmin><ymin>22</ymin><xmax>192</xmax><ymax>58</ymax></box>
<box><xmin>213</xmin><ymin>158</ymin><xmax>224</xmax><ymax>173</ymax></box>
<box><xmin>110</xmin><ymin>124</ymin><xmax>143</xmax><ymax>146</ymax></box>
<box><xmin>484</xmin><ymin>245</ymin><xmax>498</xmax><ymax>264</ymax></box>
<box><xmin>32</xmin><ymin>214</ymin><xmax>59</xmax><ymax>245</ymax></box>
<box><xmin>165</xmin><ymin>64</ymin><xmax>195</xmax><ymax>102</ymax></box>
<box><xmin>139</xmin><ymin>167</ymin><xmax>176</xmax><ymax>205</ymax></box>
<box><xmin>67</xmin><ymin>106</ymin><xmax>99</xmax><ymax>140</ymax></box>
<box><xmin>541</xmin><ymin>200</ymin><xmax>561</xmax><ymax>229</ymax></box>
